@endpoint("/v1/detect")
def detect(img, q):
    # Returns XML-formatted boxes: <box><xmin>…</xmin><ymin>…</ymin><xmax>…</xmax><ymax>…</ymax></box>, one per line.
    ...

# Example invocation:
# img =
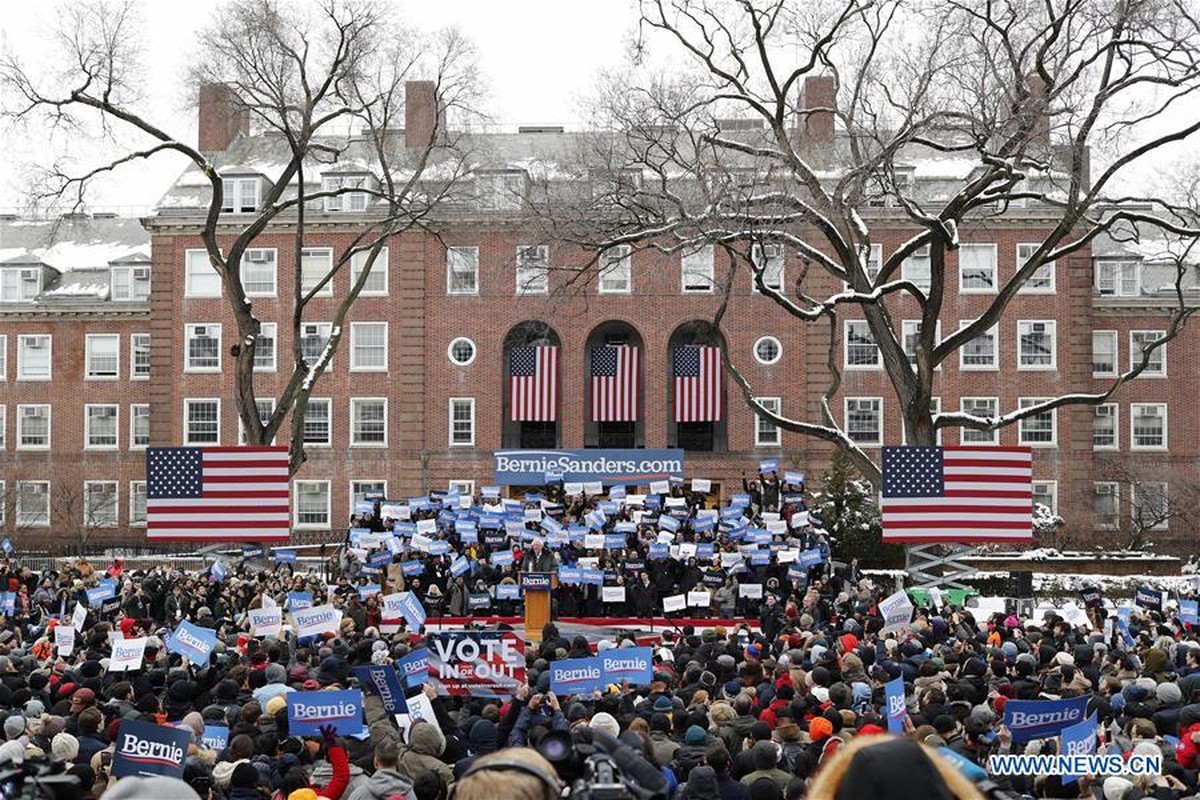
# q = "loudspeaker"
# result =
<box><xmin>1012</xmin><ymin>571</ymin><xmax>1033</xmax><ymax>599</ymax></box>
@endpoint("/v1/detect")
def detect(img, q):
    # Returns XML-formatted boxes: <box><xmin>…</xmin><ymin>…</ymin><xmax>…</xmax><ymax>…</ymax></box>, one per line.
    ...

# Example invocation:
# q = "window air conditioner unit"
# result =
<box><xmin>26</xmin><ymin>339</ymin><xmax>44</xmax><ymax>350</ymax></box>
<box><xmin>303</xmin><ymin>324</ymin><xmax>322</xmax><ymax>337</ymax></box>
<box><xmin>22</xmin><ymin>407</ymin><xmax>41</xmax><ymax>418</ymax></box>
<box><xmin>132</xmin><ymin>267</ymin><xmax>150</xmax><ymax>280</ymax></box>
<box><xmin>96</xmin><ymin>407</ymin><xmax>115</xmax><ymax>418</ymax></box>
<box><xmin>302</xmin><ymin>485</ymin><xmax>323</xmax><ymax>496</ymax></box>
<box><xmin>246</xmin><ymin>251</ymin><xmax>269</xmax><ymax>262</ymax></box>
<box><xmin>29</xmin><ymin>484</ymin><xmax>46</xmax><ymax>495</ymax></box>
<box><xmin>20</xmin><ymin>269</ymin><xmax>38</xmax><ymax>281</ymax></box>
<box><xmin>193</xmin><ymin>326</ymin><xmax>208</xmax><ymax>337</ymax></box>
<box><xmin>1142</xmin><ymin>406</ymin><xmax>1162</xmax><ymax>417</ymax></box>
<box><xmin>1031</xmin><ymin>323</ymin><xmax>1046</xmax><ymax>334</ymax></box>
<box><xmin>1096</xmin><ymin>484</ymin><xmax>1115</xmax><ymax>495</ymax></box>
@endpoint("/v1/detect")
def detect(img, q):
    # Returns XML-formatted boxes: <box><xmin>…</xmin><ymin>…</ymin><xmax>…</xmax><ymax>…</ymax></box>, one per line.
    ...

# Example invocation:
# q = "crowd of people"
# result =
<box><xmin>0</xmin><ymin>477</ymin><xmax>1192</xmax><ymax>799</ymax></box>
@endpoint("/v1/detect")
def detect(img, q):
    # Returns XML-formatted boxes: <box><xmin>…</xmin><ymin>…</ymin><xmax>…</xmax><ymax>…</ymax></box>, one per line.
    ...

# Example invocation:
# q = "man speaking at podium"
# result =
<box><xmin>523</xmin><ymin>537</ymin><xmax>558</xmax><ymax>573</ymax></box>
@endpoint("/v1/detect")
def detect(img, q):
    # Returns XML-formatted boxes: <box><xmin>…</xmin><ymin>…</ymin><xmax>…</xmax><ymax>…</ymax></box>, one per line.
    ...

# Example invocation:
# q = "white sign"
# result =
<box><xmin>663</xmin><ymin>594</ymin><xmax>687</xmax><ymax>613</ymax></box>
<box><xmin>262</xmin><ymin>594</ymin><xmax>278</xmax><ymax>609</ymax></box>
<box><xmin>248</xmin><ymin>607</ymin><xmax>283</xmax><ymax>638</ymax></box>
<box><xmin>776</xmin><ymin>549</ymin><xmax>799</xmax><ymax>564</ymax></box>
<box><xmin>292</xmin><ymin>604</ymin><xmax>343</xmax><ymax>638</ymax></box>
<box><xmin>692</xmin><ymin>478</ymin><xmax>711</xmax><ymax>493</ymax></box>
<box><xmin>649</xmin><ymin>480</ymin><xmax>670</xmax><ymax>495</ymax></box>
<box><xmin>584</xmin><ymin>534</ymin><xmax>606</xmax><ymax>550</ymax></box>
<box><xmin>928</xmin><ymin>587</ymin><xmax>943</xmax><ymax>609</ymax></box>
<box><xmin>688</xmin><ymin>590</ymin><xmax>711</xmax><ymax>608</ymax></box>
<box><xmin>677</xmin><ymin>543</ymin><xmax>697</xmax><ymax>560</ymax></box>
<box><xmin>721</xmin><ymin>552</ymin><xmax>745</xmax><ymax>568</ymax></box>
<box><xmin>407</xmin><ymin>691</ymin><xmax>436</xmax><ymax>724</ymax></box>
<box><xmin>602</xmin><ymin>586</ymin><xmax>626</xmax><ymax>603</ymax></box>
<box><xmin>564</xmin><ymin>483</ymin><xmax>584</xmax><ymax>496</ymax></box>
<box><xmin>879</xmin><ymin>590</ymin><xmax>914</xmax><ymax>634</ymax></box>
<box><xmin>55</xmin><ymin>625</ymin><xmax>75</xmax><ymax>657</ymax></box>
<box><xmin>416</xmin><ymin>519</ymin><xmax>437</xmax><ymax>535</ymax></box>
<box><xmin>583</xmin><ymin>481</ymin><xmax>603</xmax><ymax>495</ymax></box>
<box><xmin>110</xmin><ymin>637</ymin><xmax>147</xmax><ymax>672</ymax></box>
<box><xmin>1061</xmin><ymin>601</ymin><xmax>1091</xmax><ymax>630</ymax></box>
<box><xmin>71</xmin><ymin>603</ymin><xmax>87</xmax><ymax>631</ymax></box>
<box><xmin>766</xmin><ymin>520</ymin><xmax>787</xmax><ymax>535</ymax></box>
<box><xmin>739</xmin><ymin>584</ymin><xmax>764</xmax><ymax>599</ymax></box>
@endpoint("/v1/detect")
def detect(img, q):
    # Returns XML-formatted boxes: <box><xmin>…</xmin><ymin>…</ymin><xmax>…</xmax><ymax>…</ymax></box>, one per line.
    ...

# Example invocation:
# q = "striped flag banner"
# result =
<box><xmin>591</xmin><ymin>345</ymin><xmax>640</xmax><ymax>422</ymax></box>
<box><xmin>880</xmin><ymin>446</ymin><xmax>1033</xmax><ymax>543</ymax></box>
<box><xmin>510</xmin><ymin>345</ymin><xmax>559</xmax><ymax>421</ymax></box>
<box><xmin>146</xmin><ymin>446</ymin><xmax>290</xmax><ymax>542</ymax></box>
<box><xmin>673</xmin><ymin>345</ymin><xmax>722</xmax><ymax>422</ymax></box>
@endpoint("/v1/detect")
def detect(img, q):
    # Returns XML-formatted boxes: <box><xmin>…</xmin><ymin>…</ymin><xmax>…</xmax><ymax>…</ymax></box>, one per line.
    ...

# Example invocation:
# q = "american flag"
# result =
<box><xmin>146</xmin><ymin>446</ymin><xmax>291</xmax><ymax>541</ymax></box>
<box><xmin>880</xmin><ymin>446</ymin><xmax>1033</xmax><ymax>543</ymax></box>
<box><xmin>510</xmin><ymin>346</ymin><xmax>558</xmax><ymax>421</ymax></box>
<box><xmin>591</xmin><ymin>345</ymin><xmax>639</xmax><ymax>421</ymax></box>
<box><xmin>673</xmin><ymin>346</ymin><xmax>722</xmax><ymax>422</ymax></box>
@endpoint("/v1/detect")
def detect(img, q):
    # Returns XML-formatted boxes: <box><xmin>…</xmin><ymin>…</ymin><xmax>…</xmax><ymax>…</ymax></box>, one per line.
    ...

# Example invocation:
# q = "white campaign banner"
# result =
<box><xmin>687</xmin><ymin>590</ymin><xmax>711</xmax><ymax>608</ymax></box>
<box><xmin>663</xmin><ymin>594</ymin><xmax>687</xmax><ymax>613</ymax></box>
<box><xmin>55</xmin><ymin>625</ymin><xmax>75</xmax><ymax>657</ymax></box>
<box><xmin>292</xmin><ymin>604</ymin><xmax>343</xmax><ymax>638</ymax></box>
<box><xmin>602</xmin><ymin>586</ymin><xmax>626</xmax><ymax>603</ymax></box>
<box><xmin>739</xmin><ymin>584</ymin><xmax>764</xmax><ymax>599</ymax></box>
<box><xmin>879</xmin><ymin>590</ymin><xmax>915</xmax><ymax>634</ymax></box>
<box><xmin>110</xmin><ymin>637</ymin><xmax>147</xmax><ymax>672</ymax></box>
<box><xmin>71</xmin><ymin>603</ymin><xmax>87</xmax><ymax>631</ymax></box>
<box><xmin>248</xmin><ymin>607</ymin><xmax>283</xmax><ymax>638</ymax></box>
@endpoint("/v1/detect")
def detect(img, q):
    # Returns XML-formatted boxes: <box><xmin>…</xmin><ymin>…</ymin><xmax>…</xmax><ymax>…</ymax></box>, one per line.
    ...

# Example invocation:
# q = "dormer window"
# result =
<box><xmin>110</xmin><ymin>264</ymin><xmax>150</xmax><ymax>301</ymax></box>
<box><xmin>322</xmin><ymin>174</ymin><xmax>370</xmax><ymax>212</ymax></box>
<box><xmin>221</xmin><ymin>176</ymin><xmax>261</xmax><ymax>214</ymax></box>
<box><xmin>0</xmin><ymin>267</ymin><xmax>41</xmax><ymax>302</ymax></box>
<box><xmin>476</xmin><ymin>171</ymin><xmax>526</xmax><ymax>211</ymax></box>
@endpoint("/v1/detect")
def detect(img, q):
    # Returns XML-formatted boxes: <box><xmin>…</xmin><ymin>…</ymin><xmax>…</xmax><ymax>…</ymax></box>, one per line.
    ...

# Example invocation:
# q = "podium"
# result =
<box><xmin>521</xmin><ymin>572</ymin><xmax>556</xmax><ymax>642</ymax></box>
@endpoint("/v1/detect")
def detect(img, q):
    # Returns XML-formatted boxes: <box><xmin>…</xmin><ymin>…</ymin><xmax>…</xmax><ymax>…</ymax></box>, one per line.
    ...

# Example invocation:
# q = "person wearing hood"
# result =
<box><xmin>806</xmin><ymin>736</ymin><xmax>985</xmax><ymax>800</ymax></box>
<box><xmin>396</xmin><ymin>719</ymin><xmax>455</xmax><ymax>789</ymax></box>
<box><xmin>346</xmin><ymin>737</ymin><xmax>415</xmax><ymax>800</ymax></box>
<box><xmin>1175</xmin><ymin>703</ymin><xmax>1200</xmax><ymax>768</ymax></box>
<box><xmin>454</xmin><ymin>718</ymin><xmax>499</xmax><ymax>778</ymax></box>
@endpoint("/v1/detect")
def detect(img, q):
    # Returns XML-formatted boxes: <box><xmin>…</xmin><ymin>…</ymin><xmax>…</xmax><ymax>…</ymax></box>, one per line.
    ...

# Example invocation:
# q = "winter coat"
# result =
<box><xmin>396</xmin><ymin>721</ymin><xmax>455</xmax><ymax>788</ymax></box>
<box><xmin>650</xmin><ymin>730</ymin><xmax>679</xmax><ymax>767</ymax></box>
<box><xmin>344</xmin><ymin>768</ymin><xmax>415</xmax><ymax>800</ymax></box>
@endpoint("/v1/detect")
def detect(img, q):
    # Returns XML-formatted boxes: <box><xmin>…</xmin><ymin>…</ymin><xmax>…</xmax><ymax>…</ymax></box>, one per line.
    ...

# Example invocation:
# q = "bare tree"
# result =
<box><xmin>537</xmin><ymin>0</ymin><xmax>1200</xmax><ymax>486</ymax></box>
<box><xmin>1</xmin><ymin>0</ymin><xmax>478</xmax><ymax>474</ymax></box>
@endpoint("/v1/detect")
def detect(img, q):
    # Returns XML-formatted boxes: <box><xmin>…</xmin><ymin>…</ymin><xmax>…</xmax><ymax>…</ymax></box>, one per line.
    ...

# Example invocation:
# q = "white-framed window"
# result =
<box><xmin>0</xmin><ymin>405</ymin><xmax>5</xmax><ymax>450</ymax></box>
<box><xmin>351</xmin><ymin>248</ymin><xmax>388</xmax><ymax>295</ymax></box>
<box><xmin>1032</xmin><ymin>481</ymin><xmax>1058</xmax><ymax>514</ymax></box>
<box><xmin>958</xmin><ymin>244</ymin><xmax>997</xmax><ymax>293</ymax></box>
<box><xmin>1132</xmin><ymin>481</ymin><xmax>1169</xmax><ymax>530</ymax></box>
<box><xmin>16</xmin><ymin>481</ymin><xmax>49</xmax><ymax>527</ymax></box>
<box><xmin>754</xmin><ymin>397</ymin><xmax>781</xmax><ymax>447</ymax></box>
<box><xmin>599</xmin><ymin>245</ymin><xmax>632</xmax><ymax>294</ymax></box>
<box><xmin>129</xmin><ymin>481</ymin><xmax>147</xmax><ymax>528</ymax></box>
<box><xmin>351</xmin><ymin>398</ymin><xmax>388</xmax><ymax>447</ymax></box>
<box><xmin>958</xmin><ymin>322</ymin><xmax>997</xmax><ymax>370</ymax></box>
<box><xmin>350</xmin><ymin>322</ymin><xmax>388</xmax><ymax>371</ymax></box>
<box><xmin>84</xmin><ymin>404</ymin><xmax>119</xmax><ymax>449</ymax></box>
<box><xmin>1017</xmin><ymin>243</ymin><xmax>1055</xmax><ymax>293</ymax></box>
<box><xmin>449</xmin><ymin>397</ymin><xmax>475</xmax><ymax>447</ymax></box>
<box><xmin>295</xmin><ymin>481</ymin><xmax>331</xmax><ymax>528</ymax></box>
<box><xmin>960</xmin><ymin>397</ymin><xmax>999</xmax><ymax>445</ymax></box>
<box><xmin>0</xmin><ymin>334</ymin><xmax>6</xmax><ymax>379</ymax></box>
<box><xmin>0</xmin><ymin>267</ymin><xmax>41</xmax><ymax>302</ymax></box>
<box><xmin>844</xmin><ymin>320</ymin><xmax>881</xmax><ymax>368</ymax></box>
<box><xmin>303</xmin><ymin>398</ymin><xmax>331</xmax><ymax>446</ymax></box>
<box><xmin>447</xmin><ymin>337</ymin><xmax>477</xmax><ymax>367</ymax></box>
<box><xmin>131</xmin><ymin>404</ymin><xmax>150</xmax><ymax>449</ymax></box>
<box><xmin>1018</xmin><ymin>398</ymin><xmax>1056</xmax><ymax>446</ymax></box>
<box><xmin>240</xmin><ymin>248</ymin><xmax>277</xmax><ymax>297</ymax></box>
<box><xmin>751</xmin><ymin>243</ymin><xmax>784</xmax><ymax>292</ymax></box>
<box><xmin>84</xmin><ymin>481</ymin><xmax>119</xmax><ymax>527</ymax></box>
<box><xmin>516</xmin><ymin>245</ymin><xmax>550</xmax><ymax>295</ymax></box>
<box><xmin>183</xmin><ymin>399</ymin><xmax>220</xmax><ymax>445</ymax></box>
<box><xmin>131</xmin><ymin>333</ymin><xmax>150</xmax><ymax>380</ymax></box>
<box><xmin>110</xmin><ymin>264</ymin><xmax>151</xmax><ymax>301</ymax></box>
<box><xmin>351</xmin><ymin>480</ymin><xmax>388</xmax><ymax>516</ymax></box>
<box><xmin>864</xmin><ymin>243</ymin><xmax>883</xmax><ymax>285</ymax></box>
<box><xmin>1017</xmin><ymin>321</ymin><xmax>1056</xmax><ymax>369</ymax></box>
<box><xmin>903</xmin><ymin>245</ymin><xmax>931</xmax><ymax>293</ymax></box>
<box><xmin>17</xmin><ymin>334</ymin><xmax>51</xmax><ymax>380</ymax></box>
<box><xmin>1092</xmin><ymin>331</ymin><xmax>1117</xmax><ymax>376</ymax></box>
<box><xmin>185</xmin><ymin>324</ymin><xmax>221</xmax><ymax>372</ymax></box>
<box><xmin>185</xmin><ymin>250</ymin><xmax>222</xmax><ymax>297</ymax></box>
<box><xmin>300</xmin><ymin>322</ymin><xmax>333</xmax><ymax>371</ymax></box>
<box><xmin>753</xmin><ymin>335</ymin><xmax>782</xmax><ymax>366</ymax></box>
<box><xmin>16</xmin><ymin>405</ymin><xmax>50</xmax><ymax>449</ymax></box>
<box><xmin>1130</xmin><ymin>330</ymin><xmax>1165</xmax><ymax>376</ymax></box>
<box><xmin>322</xmin><ymin>174</ymin><xmax>370</xmax><ymax>212</ymax></box>
<box><xmin>221</xmin><ymin>176</ymin><xmax>260</xmax><ymax>214</ymax></box>
<box><xmin>1130</xmin><ymin>403</ymin><xmax>1167</xmax><ymax>450</ymax></box>
<box><xmin>238</xmin><ymin>399</ymin><xmax>276</xmax><ymax>446</ymax></box>
<box><xmin>1095</xmin><ymin>259</ymin><xmax>1140</xmax><ymax>297</ymax></box>
<box><xmin>1093</xmin><ymin>482</ymin><xmax>1119</xmax><ymax>528</ymax></box>
<box><xmin>681</xmin><ymin>245</ymin><xmax>715</xmax><ymax>293</ymax></box>
<box><xmin>85</xmin><ymin>334</ymin><xmax>119</xmax><ymax>379</ymax></box>
<box><xmin>300</xmin><ymin>247</ymin><xmax>334</xmax><ymax>297</ymax></box>
<box><xmin>447</xmin><ymin>247</ymin><xmax>479</xmax><ymax>295</ymax></box>
<box><xmin>254</xmin><ymin>323</ymin><xmax>276</xmax><ymax>372</ymax></box>
<box><xmin>1093</xmin><ymin>404</ymin><xmax>1118</xmax><ymax>450</ymax></box>
<box><xmin>902</xmin><ymin>397</ymin><xmax>942</xmax><ymax>445</ymax></box>
<box><xmin>901</xmin><ymin>321</ymin><xmax>941</xmax><ymax>368</ymax></box>
<box><xmin>845</xmin><ymin>397</ymin><xmax>883</xmax><ymax>446</ymax></box>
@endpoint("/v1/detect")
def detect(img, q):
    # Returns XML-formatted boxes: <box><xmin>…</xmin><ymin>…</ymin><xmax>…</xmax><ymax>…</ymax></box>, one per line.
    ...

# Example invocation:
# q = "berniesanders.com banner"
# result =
<box><xmin>494</xmin><ymin>449</ymin><xmax>685</xmax><ymax>486</ymax></box>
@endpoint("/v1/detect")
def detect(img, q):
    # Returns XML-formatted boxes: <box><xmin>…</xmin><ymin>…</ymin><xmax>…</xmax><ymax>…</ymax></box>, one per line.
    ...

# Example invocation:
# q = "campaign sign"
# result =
<box><xmin>1080</xmin><ymin>586</ymin><xmax>1102</xmax><ymax>609</ymax></box>
<box><xmin>397</xmin><ymin>592</ymin><xmax>427</xmax><ymax>632</ymax></box>
<box><xmin>885</xmin><ymin>677</ymin><xmax>907</xmax><ymax>734</ymax></box>
<box><xmin>71</xmin><ymin>603</ymin><xmax>88</xmax><ymax>632</ymax></box>
<box><xmin>759</xmin><ymin>459</ymin><xmax>778</xmax><ymax>474</ymax></box>
<box><xmin>550</xmin><ymin>656</ymin><xmax>604</xmax><ymax>695</ymax></box>
<box><xmin>799</xmin><ymin>548</ymin><xmax>825</xmax><ymax>568</ymax></box>
<box><xmin>599</xmin><ymin>647</ymin><xmax>653</xmax><ymax>685</ymax></box>
<box><xmin>288</xmin><ymin>592</ymin><xmax>314</xmax><ymax>612</ymax></box>
<box><xmin>109</xmin><ymin>637</ymin><xmax>147</xmax><ymax>672</ymax></box>
<box><xmin>248</xmin><ymin>607</ymin><xmax>283</xmax><ymax>638</ymax></box>
<box><xmin>520</xmin><ymin>572</ymin><xmax>553</xmax><ymax>591</ymax></box>
<box><xmin>427</xmin><ymin>631</ymin><xmax>525</xmax><ymax>698</ymax></box>
<box><xmin>468</xmin><ymin>593</ymin><xmax>491</xmax><ymax>611</ymax></box>
<box><xmin>784</xmin><ymin>471</ymin><xmax>804</xmax><ymax>485</ymax></box>
<box><xmin>1181</xmin><ymin>599</ymin><xmax>1199</xmax><ymax>626</ymax></box>
<box><xmin>1135</xmin><ymin>585</ymin><xmax>1163</xmax><ymax>612</ymax></box>
<box><xmin>353</xmin><ymin>665</ymin><xmax>407</xmax><ymax>715</ymax></box>
<box><xmin>879</xmin><ymin>590</ymin><xmax>915</xmax><ymax>634</ymax></box>
<box><xmin>201</xmin><ymin>725</ymin><xmax>228</xmax><ymax>752</ymax></box>
<box><xmin>112</xmin><ymin>719</ymin><xmax>191</xmax><ymax>778</ymax></box>
<box><xmin>496</xmin><ymin>584</ymin><xmax>521</xmax><ymax>601</ymax></box>
<box><xmin>286</xmin><ymin>690</ymin><xmax>364</xmax><ymax>736</ymax></box>
<box><xmin>274</xmin><ymin>549</ymin><xmax>297</xmax><ymax>563</ymax></box>
<box><xmin>493</xmin><ymin>449</ymin><xmax>686</xmax><ymax>486</ymax></box>
<box><xmin>1003</xmin><ymin>696</ymin><xmax>1089</xmax><ymax>744</ymax></box>
<box><xmin>293</xmin><ymin>604</ymin><xmax>343</xmax><ymax>638</ymax></box>
<box><xmin>100</xmin><ymin>596</ymin><xmax>121</xmax><ymax>618</ymax></box>
<box><xmin>86</xmin><ymin>585</ymin><xmax>115</xmax><ymax>606</ymax></box>
<box><xmin>397</xmin><ymin>648</ymin><xmax>429</xmax><ymax>689</ymax></box>
<box><xmin>1060</xmin><ymin>713</ymin><xmax>1098</xmax><ymax>785</ymax></box>
<box><xmin>167</xmin><ymin>620</ymin><xmax>217</xmax><ymax>664</ymax></box>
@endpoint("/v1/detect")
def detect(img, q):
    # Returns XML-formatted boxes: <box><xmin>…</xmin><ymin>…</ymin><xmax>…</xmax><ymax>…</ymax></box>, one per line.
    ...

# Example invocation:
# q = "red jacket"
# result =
<box><xmin>1177</xmin><ymin>724</ymin><xmax>1200</xmax><ymax>769</ymax></box>
<box><xmin>315</xmin><ymin>745</ymin><xmax>350</xmax><ymax>800</ymax></box>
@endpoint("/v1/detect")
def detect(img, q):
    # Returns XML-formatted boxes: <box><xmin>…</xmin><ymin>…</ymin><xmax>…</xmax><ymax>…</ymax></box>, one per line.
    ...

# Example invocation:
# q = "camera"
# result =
<box><xmin>535</xmin><ymin>729</ymin><xmax>668</xmax><ymax>800</ymax></box>
<box><xmin>0</xmin><ymin>760</ymin><xmax>82</xmax><ymax>800</ymax></box>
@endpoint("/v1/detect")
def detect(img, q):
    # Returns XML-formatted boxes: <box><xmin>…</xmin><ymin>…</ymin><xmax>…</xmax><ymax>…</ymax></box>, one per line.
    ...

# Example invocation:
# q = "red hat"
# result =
<box><xmin>301</xmin><ymin>679</ymin><xmax>321</xmax><ymax>691</ymax></box>
<box><xmin>808</xmin><ymin>717</ymin><xmax>834</xmax><ymax>741</ymax></box>
<box><xmin>993</xmin><ymin>696</ymin><xmax>1008</xmax><ymax>714</ymax></box>
<box><xmin>57</xmin><ymin>683</ymin><xmax>76</xmax><ymax>700</ymax></box>
<box><xmin>839</xmin><ymin>633</ymin><xmax>859</xmax><ymax>653</ymax></box>
<box><xmin>858</xmin><ymin>723</ymin><xmax>886</xmax><ymax>736</ymax></box>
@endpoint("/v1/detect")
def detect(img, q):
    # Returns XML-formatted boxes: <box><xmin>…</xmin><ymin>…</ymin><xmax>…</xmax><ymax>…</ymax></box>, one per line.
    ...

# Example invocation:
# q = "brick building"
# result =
<box><xmin>1</xmin><ymin>80</ymin><xmax>1195</xmax><ymax>553</ymax></box>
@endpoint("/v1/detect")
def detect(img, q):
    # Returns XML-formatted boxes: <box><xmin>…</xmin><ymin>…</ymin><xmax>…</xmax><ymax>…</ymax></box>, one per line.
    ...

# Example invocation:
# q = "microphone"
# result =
<box><xmin>587</xmin><ymin>728</ymin><xmax>668</xmax><ymax>794</ymax></box>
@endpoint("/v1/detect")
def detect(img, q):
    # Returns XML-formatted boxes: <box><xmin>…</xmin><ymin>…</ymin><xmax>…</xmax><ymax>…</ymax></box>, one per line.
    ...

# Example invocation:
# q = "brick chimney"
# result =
<box><xmin>405</xmin><ymin>80</ymin><xmax>444</xmax><ymax>149</ymax></box>
<box><xmin>799</xmin><ymin>75</ymin><xmax>836</xmax><ymax>144</ymax></box>
<box><xmin>198</xmin><ymin>84</ymin><xmax>249</xmax><ymax>152</ymax></box>
<box><xmin>1024</xmin><ymin>74</ymin><xmax>1050</xmax><ymax>145</ymax></box>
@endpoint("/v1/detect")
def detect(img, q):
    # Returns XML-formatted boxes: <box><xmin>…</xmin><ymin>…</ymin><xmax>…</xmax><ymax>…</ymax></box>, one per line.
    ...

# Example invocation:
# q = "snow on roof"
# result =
<box><xmin>0</xmin><ymin>216</ymin><xmax>149</xmax><ymax>273</ymax></box>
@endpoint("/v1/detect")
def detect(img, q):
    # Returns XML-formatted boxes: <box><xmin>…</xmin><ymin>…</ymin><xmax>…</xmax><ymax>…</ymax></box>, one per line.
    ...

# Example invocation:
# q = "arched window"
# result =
<box><xmin>667</xmin><ymin>321</ymin><xmax>727</xmax><ymax>452</ymax></box>
<box><xmin>501</xmin><ymin>321</ymin><xmax>562</xmax><ymax>448</ymax></box>
<box><xmin>584</xmin><ymin>321</ymin><xmax>645</xmax><ymax>448</ymax></box>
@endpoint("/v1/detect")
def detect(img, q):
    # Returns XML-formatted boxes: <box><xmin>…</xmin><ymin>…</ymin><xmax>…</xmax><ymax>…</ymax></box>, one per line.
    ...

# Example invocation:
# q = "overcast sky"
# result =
<box><xmin>0</xmin><ymin>1</ymin><xmax>639</xmax><ymax>212</ymax></box>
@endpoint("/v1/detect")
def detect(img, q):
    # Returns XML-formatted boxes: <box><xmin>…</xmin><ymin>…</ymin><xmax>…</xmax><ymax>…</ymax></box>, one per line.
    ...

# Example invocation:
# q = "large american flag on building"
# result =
<box><xmin>673</xmin><ymin>345</ymin><xmax>722</xmax><ymax>422</ymax></box>
<box><xmin>146</xmin><ymin>446</ymin><xmax>291</xmax><ymax>541</ymax></box>
<box><xmin>591</xmin><ymin>345</ymin><xmax>639</xmax><ymax>422</ymax></box>
<box><xmin>510</xmin><ymin>345</ymin><xmax>559</xmax><ymax>421</ymax></box>
<box><xmin>880</xmin><ymin>446</ymin><xmax>1033</xmax><ymax>543</ymax></box>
